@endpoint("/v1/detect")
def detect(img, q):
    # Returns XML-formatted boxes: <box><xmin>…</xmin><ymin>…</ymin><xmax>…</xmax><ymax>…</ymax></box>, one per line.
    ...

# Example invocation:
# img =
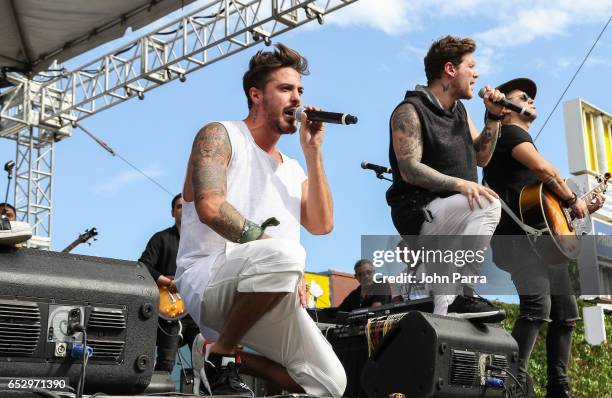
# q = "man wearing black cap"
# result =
<box><xmin>484</xmin><ymin>78</ymin><xmax>603</xmax><ymax>398</ymax></box>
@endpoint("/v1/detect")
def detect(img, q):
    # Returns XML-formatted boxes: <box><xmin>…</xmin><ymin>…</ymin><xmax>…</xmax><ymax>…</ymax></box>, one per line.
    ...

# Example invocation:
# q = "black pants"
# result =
<box><xmin>155</xmin><ymin>314</ymin><xmax>200</xmax><ymax>372</ymax></box>
<box><xmin>491</xmin><ymin>235</ymin><xmax>579</xmax><ymax>388</ymax></box>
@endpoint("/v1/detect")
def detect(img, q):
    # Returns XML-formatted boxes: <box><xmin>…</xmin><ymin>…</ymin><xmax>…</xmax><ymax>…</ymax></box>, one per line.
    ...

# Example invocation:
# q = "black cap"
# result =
<box><xmin>496</xmin><ymin>78</ymin><xmax>537</xmax><ymax>99</ymax></box>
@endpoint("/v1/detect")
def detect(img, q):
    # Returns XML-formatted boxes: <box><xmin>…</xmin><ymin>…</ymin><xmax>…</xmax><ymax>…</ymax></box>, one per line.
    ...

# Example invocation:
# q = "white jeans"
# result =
<box><xmin>419</xmin><ymin>194</ymin><xmax>501</xmax><ymax>314</ymax></box>
<box><xmin>199</xmin><ymin>238</ymin><xmax>347</xmax><ymax>398</ymax></box>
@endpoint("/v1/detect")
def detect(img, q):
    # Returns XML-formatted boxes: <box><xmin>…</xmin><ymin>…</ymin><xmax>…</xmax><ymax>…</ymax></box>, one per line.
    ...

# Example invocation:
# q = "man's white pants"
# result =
<box><xmin>200</xmin><ymin>238</ymin><xmax>346</xmax><ymax>398</ymax></box>
<box><xmin>419</xmin><ymin>194</ymin><xmax>501</xmax><ymax>314</ymax></box>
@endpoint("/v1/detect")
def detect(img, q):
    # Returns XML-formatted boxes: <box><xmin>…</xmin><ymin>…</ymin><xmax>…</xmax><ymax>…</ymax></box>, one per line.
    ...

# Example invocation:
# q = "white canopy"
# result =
<box><xmin>0</xmin><ymin>0</ymin><xmax>196</xmax><ymax>74</ymax></box>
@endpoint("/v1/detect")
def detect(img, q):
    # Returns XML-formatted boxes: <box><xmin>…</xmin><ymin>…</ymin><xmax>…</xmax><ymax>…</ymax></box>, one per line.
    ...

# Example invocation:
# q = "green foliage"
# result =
<box><xmin>496</xmin><ymin>300</ymin><xmax>612</xmax><ymax>398</ymax></box>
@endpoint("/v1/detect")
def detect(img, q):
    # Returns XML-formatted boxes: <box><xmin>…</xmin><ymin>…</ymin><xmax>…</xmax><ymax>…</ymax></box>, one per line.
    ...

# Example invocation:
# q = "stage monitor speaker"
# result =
<box><xmin>361</xmin><ymin>311</ymin><xmax>520</xmax><ymax>398</ymax></box>
<box><xmin>0</xmin><ymin>247</ymin><xmax>158</xmax><ymax>395</ymax></box>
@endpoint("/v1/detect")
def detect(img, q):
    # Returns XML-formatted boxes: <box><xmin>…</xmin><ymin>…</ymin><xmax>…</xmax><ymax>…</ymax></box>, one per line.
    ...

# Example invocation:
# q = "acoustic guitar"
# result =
<box><xmin>158</xmin><ymin>285</ymin><xmax>187</xmax><ymax>321</ymax></box>
<box><xmin>519</xmin><ymin>172</ymin><xmax>610</xmax><ymax>264</ymax></box>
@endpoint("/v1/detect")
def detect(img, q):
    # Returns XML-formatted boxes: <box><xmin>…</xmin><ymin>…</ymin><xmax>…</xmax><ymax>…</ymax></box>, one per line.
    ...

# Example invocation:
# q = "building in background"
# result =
<box><xmin>304</xmin><ymin>270</ymin><xmax>358</xmax><ymax>308</ymax></box>
<box><xmin>564</xmin><ymin>99</ymin><xmax>612</xmax><ymax>299</ymax></box>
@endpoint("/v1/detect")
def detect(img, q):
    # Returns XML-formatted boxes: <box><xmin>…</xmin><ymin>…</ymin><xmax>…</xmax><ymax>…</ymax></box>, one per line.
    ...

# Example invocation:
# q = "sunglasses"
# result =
<box><xmin>509</xmin><ymin>92</ymin><xmax>532</xmax><ymax>102</ymax></box>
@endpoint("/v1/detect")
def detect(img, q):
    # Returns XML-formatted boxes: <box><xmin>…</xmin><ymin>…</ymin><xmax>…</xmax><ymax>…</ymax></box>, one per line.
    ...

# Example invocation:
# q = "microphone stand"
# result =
<box><xmin>375</xmin><ymin>172</ymin><xmax>392</xmax><ymax>182</ymax></box>
<box><xmin>2</xmin><ymin>164</ymin><xmax>12</xmax><ymax>218</ymax></box>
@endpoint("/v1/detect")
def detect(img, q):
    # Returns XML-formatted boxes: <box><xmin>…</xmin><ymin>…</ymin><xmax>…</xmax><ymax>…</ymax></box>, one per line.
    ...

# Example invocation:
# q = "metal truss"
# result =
<box><xmin>0</xmin><ymin>0</ymin><xmax>359</xmax><ymax>249</ymax></box>
<box><xmin>14</xmin><ymin>127</ymin><xmax>54</xmax><ymax>249</ymax></box>
<box><xmin>0</xmin><ymin>0</ymin><xmax>358</xmax><ymax>137</ymax></box>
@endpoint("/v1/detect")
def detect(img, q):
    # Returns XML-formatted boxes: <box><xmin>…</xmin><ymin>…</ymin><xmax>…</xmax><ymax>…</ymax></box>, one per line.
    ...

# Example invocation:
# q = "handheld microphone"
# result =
<box><xmin>361</xmin><ymin>161</ymin><xmax>391</xmax><ymax>174</ymax></box>
<box><xmin>294</xmin><ymin>106</ymin><xmax>358</xmax><ymax>125</ymax></box>
<box><xmin>478</xmin><ymin>87</ymin><xmax>534</xmax><ymax>118</ymax></box>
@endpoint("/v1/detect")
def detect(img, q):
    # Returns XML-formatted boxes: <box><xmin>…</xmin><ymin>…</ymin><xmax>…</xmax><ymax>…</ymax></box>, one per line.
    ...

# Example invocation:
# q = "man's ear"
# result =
<box><xmin>249</xmin><ymin>86</ymin><xmax>263</xmax><ymax>106</ymax></box>
<box><xmin>443</xmin><ymin>61</ymin><xmax>456</xmax><ymax>78</ymax></box>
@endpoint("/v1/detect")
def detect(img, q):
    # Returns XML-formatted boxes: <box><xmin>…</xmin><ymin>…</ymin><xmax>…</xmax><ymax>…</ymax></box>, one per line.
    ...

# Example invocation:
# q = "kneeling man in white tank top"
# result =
<box><xmin>175</xmin><ymin>43</ymin><xmax>346</xmax><ymax>398</ymax></box>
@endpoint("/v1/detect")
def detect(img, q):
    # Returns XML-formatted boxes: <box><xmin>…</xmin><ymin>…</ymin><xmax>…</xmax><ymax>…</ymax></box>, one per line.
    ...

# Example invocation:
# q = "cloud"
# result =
<box><xmin>327</xmin><ymin>0</ymin><xmax>612</xmax><ymax>48</ymax></box>
<box><xmin>91</xmin><ymin>166</ymin><xmax>163</xmax><ymax>196</ymax></box>
<box><xmin>326</xmin><ymin>0</ymin><xmax>415</xmax><ymax>35</ymax></box>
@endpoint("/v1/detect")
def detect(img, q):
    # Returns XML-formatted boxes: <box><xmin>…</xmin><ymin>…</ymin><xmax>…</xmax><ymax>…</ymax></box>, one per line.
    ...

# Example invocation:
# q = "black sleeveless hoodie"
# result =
<box><xmin>386</xmin><ymin>88</ymin><xmax>477</xmax><ymax>234</ymax></box>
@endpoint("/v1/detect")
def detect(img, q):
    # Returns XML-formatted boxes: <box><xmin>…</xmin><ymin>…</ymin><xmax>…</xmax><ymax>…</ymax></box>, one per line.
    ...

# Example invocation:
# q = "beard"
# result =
<box><xmin>263</xmin><ymin>97</ymin><xmax>298</xmax><ymax>135</ymax></box>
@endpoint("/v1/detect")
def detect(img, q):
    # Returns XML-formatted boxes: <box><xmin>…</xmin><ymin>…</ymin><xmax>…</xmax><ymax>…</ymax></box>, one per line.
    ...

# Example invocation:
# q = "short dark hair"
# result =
<box><xmin>171</xmin><ymin>194</ymin><xmax>182</xmax><ymax>209</ymax></box>
<box><xmin>354</xmin><ymin>259</ymin><xmax>373</xmax><ymax>272</ymax></box>
<box><xmin>0</xmin><ymin>202</ymin><xmax>15</xmax><ymax>213</ymax></box>
<box><xmin>424</xmin><ymin>35</ymin><xmax>476</xmax><ymax>85</ymax></box>
<box><xmin>242</xmin><ymin>43</ymin><xmax>309</xmax><ymax>109</ymax></box>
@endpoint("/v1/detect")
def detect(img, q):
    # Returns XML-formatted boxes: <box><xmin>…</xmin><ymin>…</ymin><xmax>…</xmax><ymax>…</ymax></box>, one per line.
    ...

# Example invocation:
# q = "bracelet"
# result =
<box><xmin>238</xmin><ymin>219</ymin><xmax>263</xmax><ymax>243</ymax></box>
<box><xmin>561</xmin><ymin>192</ymin><xmax>578</xmax><ymax>208</ymax></box>
<box><xmin>238</xmin><ymin>217</ymin><xmax>280</xmax><ymax>243</ymax></box>
<box><xmin>486</xmin><ymin>111</ymin><xmax>504</xmax><ymax>121</ymax></box>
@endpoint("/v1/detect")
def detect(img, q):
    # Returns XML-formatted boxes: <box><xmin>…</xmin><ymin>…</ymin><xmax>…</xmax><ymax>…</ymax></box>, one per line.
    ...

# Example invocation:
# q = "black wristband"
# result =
<box><xmin>561</xmin><ymin>192</ymin><xmax>578</xmax><ymax>208</ymax></box>
<box><xmin>486</xmin><ymin>111</ymin><xmax>504</xmax><ymax>121</ymax></box>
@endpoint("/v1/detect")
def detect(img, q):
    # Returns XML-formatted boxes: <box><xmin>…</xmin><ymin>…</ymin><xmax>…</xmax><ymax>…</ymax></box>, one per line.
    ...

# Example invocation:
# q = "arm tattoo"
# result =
<box><xmin>392</xmin><ymin>103</ymin><xmax>459</xmax><ymax>192</ymax></box>
<box><xmin>190</xmin><ymin>122</ymin><xmax>244</xmax><ymax>242</ymax></box>
<box><xmin>543</xmin><ymin>173</ymin><xmax>563</xmax><ymax>196</ymax></box>
<box><xmin>474</xmin><ymin>122</ymin><xmax>499</xmax><ymax>158</ymax></box>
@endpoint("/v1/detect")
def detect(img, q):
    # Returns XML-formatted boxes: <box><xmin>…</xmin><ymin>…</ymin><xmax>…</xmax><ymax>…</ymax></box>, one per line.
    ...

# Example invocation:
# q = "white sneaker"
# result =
<box><xmin>192</xmin><ymin>334</ymin><xmax>212</xmax><ymax>396</ymax></box>
<box><xmin>0</xmin><ymin>219</ymin><xmax>32</xmax><ymax>246</ymax></box>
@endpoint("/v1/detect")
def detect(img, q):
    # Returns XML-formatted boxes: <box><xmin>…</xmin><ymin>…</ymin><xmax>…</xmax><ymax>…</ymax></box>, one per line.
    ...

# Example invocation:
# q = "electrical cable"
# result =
<box><xmin>72</xmin><ymin>325</ymin><xmax>88</xmax><ymax>398</ymax></box>
<box><xmin>0</xmin><ymin>390</ymin><xmax>63</xmax><ymax>398</ymax></box>
<box><xmin>534</xmin><ymin>14</ymin><xmax>612</xmax><ymax>142</ymax></box>
<box><xmin>504</xmin><ymin>369</ymin><xmax>526</xmax><ymax>398</ymax></box>
<box><xmin>77</xmin><ymin>123</ymin><xmax>173</xmax><ymax>197</ymax></box>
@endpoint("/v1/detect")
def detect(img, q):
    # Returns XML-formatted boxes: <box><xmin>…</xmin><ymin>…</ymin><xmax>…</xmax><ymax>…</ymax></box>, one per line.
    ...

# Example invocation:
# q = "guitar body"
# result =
<box><xmin>519</xmin><ymin>183</ymin><xmax>580</xmax><ymax>264</ymax></box>
<box><xmin>158</xmin><ymin>285</ymin><xmax>187</xmax><ymax>321</ymax></box>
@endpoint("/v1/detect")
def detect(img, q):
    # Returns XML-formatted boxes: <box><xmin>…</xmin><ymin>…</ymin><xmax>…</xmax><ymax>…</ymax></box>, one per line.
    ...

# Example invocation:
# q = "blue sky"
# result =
<box><xmin>1</xmin><ymin>0</ymin><xmax>612</xmax><ymax>279</ymax></box>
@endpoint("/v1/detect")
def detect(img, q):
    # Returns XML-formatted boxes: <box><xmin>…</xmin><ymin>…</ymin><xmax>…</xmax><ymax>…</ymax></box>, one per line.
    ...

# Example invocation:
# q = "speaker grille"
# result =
<box><xmin>88</xmin><ymin>308</ymin><xmax>126</xmax><ymax>329</ymax></box>
<box><xmin>88</xmin><ymin>340</ymin><xmax>125</xmax><ymax>361</ymax></box>
<box><xmin>0</xmin><ymin>300</ymin><xmax>41</xmax><ymax>357</ymax></box>
<box><xmin>492</xmin><ymin>354</ymin><xmax>509</xmax><ymax>382</ymax></box>
<box><xmin>450</xmin><ymin>350</ymin><xmax>478</xmax><ymax>386</ymax></box>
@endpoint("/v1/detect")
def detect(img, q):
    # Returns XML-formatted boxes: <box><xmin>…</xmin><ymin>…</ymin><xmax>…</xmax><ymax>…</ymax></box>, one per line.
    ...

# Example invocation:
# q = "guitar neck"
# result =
<box><xmin>62</xmin><ymin>240</ymin><xmax>82</xmax><ymax>253</ymax></box>
<box><xmin>61</xmin><ymin>228</ymin><xmax>97</xmax><ymax>253</ymax></box>
<box><xmin>580</xmin><ymin>181</ymin><xmax>608</xmax><ymax>203</ymax></box>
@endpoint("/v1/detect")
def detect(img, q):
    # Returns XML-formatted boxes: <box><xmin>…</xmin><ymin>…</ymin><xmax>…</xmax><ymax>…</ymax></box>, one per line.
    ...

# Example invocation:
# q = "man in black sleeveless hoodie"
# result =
<box><xmin>387</xmin><ymin>35</ymin><xmax>506</xmax><ymax>320</ymax></box>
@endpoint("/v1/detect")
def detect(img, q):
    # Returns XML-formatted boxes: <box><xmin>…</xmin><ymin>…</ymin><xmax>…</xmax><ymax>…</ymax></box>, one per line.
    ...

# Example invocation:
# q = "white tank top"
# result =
<box><xmin>176</xmin><ymin>120</ymin><xmax>306</xmax><ymax>272</ymax></box>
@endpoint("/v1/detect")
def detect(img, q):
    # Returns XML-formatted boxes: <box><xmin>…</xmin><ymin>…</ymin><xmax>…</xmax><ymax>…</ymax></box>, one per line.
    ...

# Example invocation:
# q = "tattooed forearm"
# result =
<box><xmin>543</xmin><ymin>173</ymin><xmax>564</xmax><ymax>196</ymax></box>
<box><xmin>398</xmin><ymin>159</ymin><xmax>460</xmax><ymax>191</ymax></box>
<box><xmin>210</xmin><ymin>203</ymin><xmax>244</xmax><ymax>242</ymax></box>
<box><xmin>392</xmin><ymin>103</ymin><xmax>459</xmax><ymax>191</ymax></box>
<box><xmin>474</xmin><ymin>122</ymin><xmax>500</xmax><ymax>164</ymax></box>
<box><xmin>190</xmin><ymin>122</ymin><xmax>246</xmax><ymax>242</ymax></box>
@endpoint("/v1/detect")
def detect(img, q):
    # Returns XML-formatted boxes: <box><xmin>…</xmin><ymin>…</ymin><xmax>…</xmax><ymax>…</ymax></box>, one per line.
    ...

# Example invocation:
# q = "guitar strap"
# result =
<box><xmin>482</xmin><ymin>179</ymin><xmax>546</xmax><ymax>237</ymax></box>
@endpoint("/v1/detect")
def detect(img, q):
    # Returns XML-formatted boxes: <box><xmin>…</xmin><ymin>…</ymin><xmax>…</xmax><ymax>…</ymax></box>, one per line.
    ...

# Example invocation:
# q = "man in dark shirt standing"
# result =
<box><xmin>484</xmin><ymin>78</ymin><xmax>603</xmax><ymax>398</ymax></box>
<box><xmin>139</xmin><ymin>193</ymin><xmax>200</xmax><ymax>372</ymax></box>
<box><xmin>338</xmin><ymin>259</ymin><xmax>391</xmax><ymax>312</ymax></box>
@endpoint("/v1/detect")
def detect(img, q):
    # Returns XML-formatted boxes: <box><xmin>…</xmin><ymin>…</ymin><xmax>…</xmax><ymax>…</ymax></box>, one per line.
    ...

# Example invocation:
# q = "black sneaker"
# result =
<box><xmin>447</xmin><ymin>295</ymin><xmax>506</xmax><ymax>323</ymax></box>
<box><xmin>200</xmin><ymin>352</ymin><xmax>253</xmax><ymax>397</ymax></box>
<box><xmin>546</xmin><ymin>383</ymin><xmax>573</xmax><ymax>398</ymax></box>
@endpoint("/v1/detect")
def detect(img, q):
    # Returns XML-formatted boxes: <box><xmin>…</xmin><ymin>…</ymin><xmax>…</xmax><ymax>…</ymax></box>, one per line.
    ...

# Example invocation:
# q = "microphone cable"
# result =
<box><xmin>77</xmin><ymin>123</ymin><xmax>173</xmax><ymax>197</ymax></box>
<box><xmin>534</xmin><ymin>14</ymin><xmax>612</xmax><ymax>142</ymax></box>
